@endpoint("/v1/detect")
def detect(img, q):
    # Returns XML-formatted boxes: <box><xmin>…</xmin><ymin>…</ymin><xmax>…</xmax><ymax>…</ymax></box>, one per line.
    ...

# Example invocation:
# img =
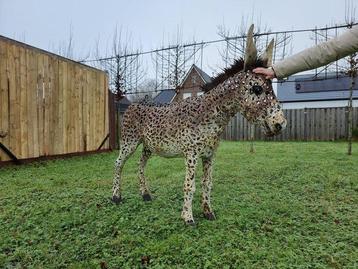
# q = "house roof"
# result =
<box><xmin>179</xmin><ymin>64</ymin><xmax>212</xmax><ymax>87</ymax></box>
<box><xmin>193</xmin><ymin>64</ymin><xmax>212</xmax><ymax>84</ymax></box>
<box><xmin>153</xmin><ymin>89</ymin><xmax>176</xmax><ymax>104</ymax></box>
<box><xmin>277</xmin><ymin>73</ymin><xmax>358</xmax><ymax>103</ymax></box>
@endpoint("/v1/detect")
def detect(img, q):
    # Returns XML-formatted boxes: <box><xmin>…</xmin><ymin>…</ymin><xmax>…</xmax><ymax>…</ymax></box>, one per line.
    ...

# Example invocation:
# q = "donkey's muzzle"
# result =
<box><xmin>263</xmin><ymin>118</ymin><xmax>286</xmax><ymax>137</ymax></box>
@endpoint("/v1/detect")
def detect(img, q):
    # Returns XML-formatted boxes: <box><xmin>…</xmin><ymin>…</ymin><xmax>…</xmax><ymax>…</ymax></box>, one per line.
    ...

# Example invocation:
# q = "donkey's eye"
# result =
<box><xmin>251</xmin><ymin>85</ymin><xmax>263</xmax><ymax>95</ymax></box>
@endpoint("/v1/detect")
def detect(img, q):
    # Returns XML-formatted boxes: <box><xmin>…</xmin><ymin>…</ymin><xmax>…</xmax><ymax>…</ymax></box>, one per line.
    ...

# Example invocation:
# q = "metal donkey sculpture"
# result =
<box><xmin>112</xmin><ymin>25</ymin><xmax>287</xmax><ymax>225</ymax></box>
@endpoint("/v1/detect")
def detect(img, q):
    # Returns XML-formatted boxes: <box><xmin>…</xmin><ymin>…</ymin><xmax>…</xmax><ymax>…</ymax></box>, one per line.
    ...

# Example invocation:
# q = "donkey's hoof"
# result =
<box><xmin>142</xmin><ymin>193</ymin><xmax>152</xmax><ymax>202</ymax></box>
<box><xmin>185</xmin><ymin>219</ymin><xmax>196</xmax><ymax>227</ymax></box>
<box><xmin>204</xmin><ymin>212</ymin><xmax>216</xmax><ymax>221</ymax></box>
<box><xmin>111</xmin><ymin>195</ymin><xmax>122</xmax><ymax>204</ymax></box>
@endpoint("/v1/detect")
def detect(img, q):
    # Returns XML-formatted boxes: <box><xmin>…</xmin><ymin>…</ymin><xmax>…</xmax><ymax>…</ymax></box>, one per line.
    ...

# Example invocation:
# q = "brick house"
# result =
<box><xmin>172</xmin><ymin>64</ymin><xmax>212</xmax><ymax>102</ymax></box>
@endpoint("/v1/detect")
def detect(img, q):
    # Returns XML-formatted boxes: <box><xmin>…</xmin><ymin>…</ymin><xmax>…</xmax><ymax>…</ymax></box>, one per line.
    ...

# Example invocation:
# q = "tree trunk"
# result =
<box><xmin>347</xmin><ymin>55</ymin><xmax>356</xmax><ymax>156</ymax></box>
<box><xmin>347</xmin><ymin>75</ymin><xmax>354</xmax><ymax>155</ymax></box>
<box><xmin>250</xmin><ymin>124</ymin><xmax>255</xmax><ymax>153</ymax></box>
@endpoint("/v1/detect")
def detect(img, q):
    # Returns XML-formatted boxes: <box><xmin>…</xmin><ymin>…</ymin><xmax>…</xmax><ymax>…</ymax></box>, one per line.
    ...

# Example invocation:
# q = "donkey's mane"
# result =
<box><xmin>202</xmin><ymin>58</ymin><xmax>265</xmax><ymax>91</ymax></box>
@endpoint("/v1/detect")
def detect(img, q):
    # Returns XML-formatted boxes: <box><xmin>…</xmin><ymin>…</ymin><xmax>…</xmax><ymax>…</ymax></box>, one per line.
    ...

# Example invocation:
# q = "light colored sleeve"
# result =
<box><xmin>273</xmin><ymin>25</ymin><xmax>358</xmax><ymax>79</ymax></box>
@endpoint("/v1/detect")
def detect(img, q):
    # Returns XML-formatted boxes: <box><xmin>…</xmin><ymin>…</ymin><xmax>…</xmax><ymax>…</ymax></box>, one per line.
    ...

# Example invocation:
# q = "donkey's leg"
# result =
<box><xmin>112</xmin><ymin>140</ymin><xmax>140</xmax><ymax>204</ymax></box>
<box><xmin>139</xmin><ymin>146</ymin><xmax>152</xmax><ymax>201</ymax></box>
<box><xmin>181</xmin><ymin>152</ymin><xmax>198</xmax><ymax>225</ymax></box>
<box><xmin>201</xmin><ymin>156</ymin><xmax>216</xmax><ymax>220</ymax></box>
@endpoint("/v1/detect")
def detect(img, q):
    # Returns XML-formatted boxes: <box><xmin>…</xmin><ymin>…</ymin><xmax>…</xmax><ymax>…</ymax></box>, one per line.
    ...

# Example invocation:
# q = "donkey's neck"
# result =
<box><xmin>203</xmin><ymin>73</ymin><xmax>245</xmax><ymax>126</ymax></box>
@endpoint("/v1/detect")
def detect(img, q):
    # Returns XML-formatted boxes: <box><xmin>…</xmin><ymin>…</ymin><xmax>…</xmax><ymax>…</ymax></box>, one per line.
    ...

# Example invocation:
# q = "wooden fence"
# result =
<box><xmin>223</xmin><ymin>107</ymin><xmax>358</xmax><ymax>141</ymax></box>
<box><xmin>0</xmin><ymin>36</ymin><xmax>110</xmax><ymax>162</ymax></box>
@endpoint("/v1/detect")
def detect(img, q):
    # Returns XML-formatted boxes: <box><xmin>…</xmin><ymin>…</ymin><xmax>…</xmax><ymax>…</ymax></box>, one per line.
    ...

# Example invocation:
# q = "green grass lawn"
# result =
<box><xmin>0</xmin><ymin>142</ymin><xmax>357</xmax><ymax>268</ymax></box>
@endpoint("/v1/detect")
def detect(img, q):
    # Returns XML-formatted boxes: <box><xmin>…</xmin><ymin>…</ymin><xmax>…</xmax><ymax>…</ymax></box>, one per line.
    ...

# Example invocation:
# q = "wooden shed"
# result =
<box><xmin>0</xmin><ymin>35</ymin><xmax>113</xmax><ymax>163</ymax></box>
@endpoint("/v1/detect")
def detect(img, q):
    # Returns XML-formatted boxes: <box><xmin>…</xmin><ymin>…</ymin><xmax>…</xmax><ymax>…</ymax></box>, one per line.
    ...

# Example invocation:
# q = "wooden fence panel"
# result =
<box><xmin>222</xmin><ymin>107</ymin><xmax>358</xmax><ymax>141</ymax></box>
<box><xmin>0</xmin><ymin>41</ymin><xmax>9</xmax><ymax>161</ymax></box>
<box><xmin>0</xmin><ymin>36</ymin><xmax>109</xmax><ymax>162</ymax></box>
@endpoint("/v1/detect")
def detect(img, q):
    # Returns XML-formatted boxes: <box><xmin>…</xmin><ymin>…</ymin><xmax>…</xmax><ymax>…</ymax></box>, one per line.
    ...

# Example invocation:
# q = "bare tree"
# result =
<box><xmin>55</xmin><ymin>25</ymin><xmax>90</xmax><ymax>62</ymax></box>
<box><xmin>249</xmin><ymin>125</ymin><xmax>255</xmax><ymax>153</ymax></box>
<box><xmin>129</xmin><ymin>78</ymin><xmax>157</xmax><ymax>103</ymax></box>
<box><xmin>153</xmin><ymin>27</ymin><xmax>202</xmax><ymax>90</ymax></box>
<box><xmin>94</xmin><ymin>26</ymin><xmax>146</xmax><ymax>99</ymax></box>
<box><xmin>217</xmin><ymin>17</ymin><xmax>291</xmax><ymax>68</ymax></box>
<box><xmin>347</xmin><ymin>54</ymin><xmax>357</xmax><ymax>155</ymax></box>
<box><xmin>58</xmin><ymin>25</ymin><xmax>74</xmax><ymax>59</ymax></box>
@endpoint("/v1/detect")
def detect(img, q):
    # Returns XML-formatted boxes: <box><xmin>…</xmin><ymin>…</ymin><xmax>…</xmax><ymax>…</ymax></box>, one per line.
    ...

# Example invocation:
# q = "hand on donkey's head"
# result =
<box><xmin>253</xmin><ymin>67</ymin><xmax>276</xmax><ymax>80</ymax></box>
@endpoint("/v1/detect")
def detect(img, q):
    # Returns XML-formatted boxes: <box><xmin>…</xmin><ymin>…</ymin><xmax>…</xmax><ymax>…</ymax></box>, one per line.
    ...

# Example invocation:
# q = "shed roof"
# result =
<box><xmin>119</xmin><ymin>96</ymin><xmax>131</xmax><ymax>105</ymax></box>
<box><xmin>116</xmin><ymin>96</ymin><xmax>131</xmax><ymax>113</ymax></box>
<box><xmin>277</xmin><ymin>73</ymin><xmax>358</xmax><ymax>102</ymax></box>
<box><xmin>153</xmin><ymin>89</ymin><xmax>176</xmax><ymax>104</ymax></box>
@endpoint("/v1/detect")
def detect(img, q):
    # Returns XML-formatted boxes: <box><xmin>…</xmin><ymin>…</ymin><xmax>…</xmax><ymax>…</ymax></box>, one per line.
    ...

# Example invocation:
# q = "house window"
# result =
<box><xmin>197</xmin><ymin>91</ymin><xmax>203</xmax><ymax>96</ymax></box>
<box><xmin>183</xmin><ymin>93</ymin><xmax>192</xmax><ymax>99</ymax></box>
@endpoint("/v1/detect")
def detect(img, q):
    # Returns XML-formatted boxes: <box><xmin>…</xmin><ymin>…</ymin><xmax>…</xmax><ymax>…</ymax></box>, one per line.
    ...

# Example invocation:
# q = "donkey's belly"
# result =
<box><xmin>150</xmin><ymin>146</ymin><xmax>183</xmax><ymax>158</ymax></box>
<box><xmin>144</xmin><ymin>139</ymin><xmax>183</xmax><ymax>158</ymax></box>
<box><xmin>156</xmin><ymin>151</ymin><xmax>183</xmax><ymax>158</ymax></box>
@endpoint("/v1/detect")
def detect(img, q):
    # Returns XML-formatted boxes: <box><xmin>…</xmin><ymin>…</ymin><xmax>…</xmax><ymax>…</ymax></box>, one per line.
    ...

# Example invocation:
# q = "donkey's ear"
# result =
<box><xmin>260</xmin><ymin>38</ymin><xmax>274</xmax><ymax>67</ymax></box>
<box><xmin>243</xmin><ymin>24</ymin><xmax>257</xmax><ymax>70</ymax></box>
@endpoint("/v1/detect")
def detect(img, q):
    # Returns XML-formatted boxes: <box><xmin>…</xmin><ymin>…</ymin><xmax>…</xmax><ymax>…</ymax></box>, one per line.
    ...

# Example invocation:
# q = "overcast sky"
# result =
<box><xmin>1</xmin><ymin>0</ymin><xmax>354</xmax><ymax>52</ymax></box>
<box><xmin>0</xmin><ymin>0</ymin><xmax>356</xmax><ymax>79</ymax></box>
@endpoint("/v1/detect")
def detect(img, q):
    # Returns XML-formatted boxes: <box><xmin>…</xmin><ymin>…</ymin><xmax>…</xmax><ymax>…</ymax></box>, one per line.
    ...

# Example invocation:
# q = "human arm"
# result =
<box><xmin>254</xmin><ymin>25</ymin><xmax>358</xmax><ymax>79</ymax></box>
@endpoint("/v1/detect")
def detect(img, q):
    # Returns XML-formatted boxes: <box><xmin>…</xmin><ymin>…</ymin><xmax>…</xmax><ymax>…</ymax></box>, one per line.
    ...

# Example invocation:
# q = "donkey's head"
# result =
<box><xmin>236</xmin><ymin>25</ymin><xmax>286</xmax><ymax>136</ymax></box>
